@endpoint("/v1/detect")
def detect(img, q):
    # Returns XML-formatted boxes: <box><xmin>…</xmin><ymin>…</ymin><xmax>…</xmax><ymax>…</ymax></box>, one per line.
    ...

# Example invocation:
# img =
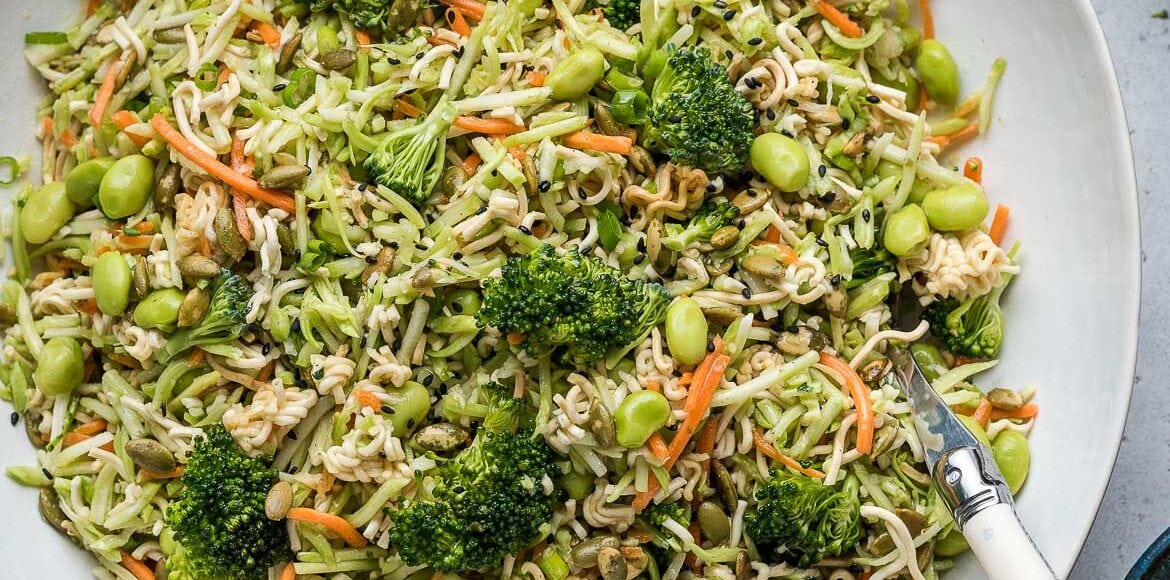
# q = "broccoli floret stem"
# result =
<box><xmin>365</xmin><ymin>95</ymin><xmax>458</xmax><ymax>206</ymax></box>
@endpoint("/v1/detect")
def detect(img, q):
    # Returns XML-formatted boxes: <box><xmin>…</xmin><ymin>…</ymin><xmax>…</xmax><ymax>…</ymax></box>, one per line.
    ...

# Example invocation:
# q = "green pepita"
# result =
<box><xmin>257</xmin><ymin>165</ymin><xmax>310</xmax><ymax>190</ymax></box>
<box><xmin>214</xmin><ymin>207</ymin><xmax>247</xmax><ymax>261</ymax></box>
<box><xmin>126</xmin><ymin>438</ymin><xmax>177</xmax><ymax>473</ymax></box>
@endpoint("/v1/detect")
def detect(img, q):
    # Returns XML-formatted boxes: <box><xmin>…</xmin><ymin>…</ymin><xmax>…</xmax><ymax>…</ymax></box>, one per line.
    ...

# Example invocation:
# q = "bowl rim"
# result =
<box><xmin>1064</xmin><ymin>0</ymin><xmax>1143</xmax><ymax>576</ymax></box>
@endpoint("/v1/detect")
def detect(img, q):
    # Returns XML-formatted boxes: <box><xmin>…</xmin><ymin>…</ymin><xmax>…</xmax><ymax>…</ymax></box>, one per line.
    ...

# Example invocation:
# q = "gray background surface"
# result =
<box><xmin>1072</xmin><ymin>1</ymin><xmax>1168</xmax><ymax>578</ymax></box>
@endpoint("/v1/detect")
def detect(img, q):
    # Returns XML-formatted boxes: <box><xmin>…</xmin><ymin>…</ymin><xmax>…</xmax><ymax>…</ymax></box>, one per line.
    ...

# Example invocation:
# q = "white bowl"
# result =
<box><xmin>0</xmin><ymin>0</ymin><xmax>1139</xmax><ymax>578</ymax></box>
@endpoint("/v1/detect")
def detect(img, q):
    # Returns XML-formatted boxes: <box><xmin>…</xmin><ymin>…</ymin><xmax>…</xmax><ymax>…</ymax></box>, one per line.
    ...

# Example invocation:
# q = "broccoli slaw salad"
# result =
<box><xmin>1</xmin><ymin>0</ymin><xmax>1035</xmax><ymax>578</ymax></box>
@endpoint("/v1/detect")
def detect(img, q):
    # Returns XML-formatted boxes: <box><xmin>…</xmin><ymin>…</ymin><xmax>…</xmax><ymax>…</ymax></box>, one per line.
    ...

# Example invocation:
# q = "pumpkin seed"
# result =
<box><xmin>704</xmin><ymin>256</ymin><xmax>735</xmax><ymax>278</ymax></box>
<box><xmin>735</xmin><ymin>550</ymin><xmax>750</xmax><ymax>580</ymax></box>
<box><xmin>362</xmin><ymin>247</ymin><xmax>397</xmax><ymax>284</ymax></box>
<box><xmin>861</xmin><ymin>358</ymin><xmax>891</xmax><ymax>382</ymax></box>
<box><xmin>132</xmin><ymin>256</ymin><xmax>150</xmax><ymax>300</ymax></box>
<box><xmin>412</xmin><ymin>423</ymin><xmax>469</xmax><ymax>452</ymax></box>
<box><xmin>385</xmin><ymin>0</ymin><xmax>423</xmax><ymax>34</ymax></box>
<box><xmin>25</xmin><ymin>411</ymin><xmax>45</xmax><ymax>449</ymax></box>
<box><xmin>711</xmin><ymin>460</ymin><xmax>738</xmax><ymax>509</ymax></box>
<box><xmin>320</xmin><ymin>49</ymin><xmax>357</xmax><ymax>71</ymax></box>
<box><xmin>277</xmin><ymin>33</ymin><xmax>302</xmax><ymax>74</ymax></box>
<box><xmin>0</xmin><ymin>303</ymin><xmax>16</xmax><ymax>328</ymax></box>
<box><xmin>275</xmin><ymin>222</ymin><xmax>295</xmax><ymax>252</ymax></box>
<box><xmin>597</xmin><ymin>547</ymin><xmax>627</xmax><ymax>580</ymax></box>
<box><xmin>177</xmin><ymin>287</ymin><xmax>210</xmax><ymax>328</ymax></box>
<box><xmin>732</xmin><ymin>188</ymin><xmax>769</xmax><ymax>214</ymax></box>
<box><xmin>214</xmin><ymin>207</ymin><xmax>247</xmax><ymax>261</ymax></box>
<box><xmin>154</xmin><ymin>164</ymin><xmax>181</xmax><ymax>209</ymax></box>
<box><xmin>777</xmin><ymin>326</ymin><xmax>826</xmax><ymax>355</ymax></box>
<box><xmin>257</xmin><ymin>165</ymin><xmax>310</xmax><ymax>190</ymax></box>
<box><xmin>126</xmin><ymin>438</ymin><xmax>177</xmax><ymax>473</ymax></box>
<box><xmin>896</xmin><ymin>508</ymin><xmax>927</xmax><ymax>537</ymax></box>
<box><xmin>588</xmin><ymin>399</ymin><xmax>616</xmax><ymax>449</ymax></box>
<box><xmin>627</xmin><ymin>146</ymin><xmax>656</xmax><ymax>176</ymax></box>
<box><xmin>870</xmin><ymin>533</ymin><xmax>894</xmax><ymax>555</ymax></box>
<box><xmin>410</xmin><ymin>267</ymin><xmax>435</xmax><ymax>291</ymax></box>
<box><xmin>441</xmin><ymin>165</ymin><xmax>466</xmax><ymax>196</ymax></box>
<box><xmin>709</xmin><ymin>225</ymin><xmax>740</xmax><ymax>250</ymax></box>
<box><xmin>522</xmin><ymin>154</ymin><xmax>539</xmax><ymax>196</ymax></box>
<box><xmin>823</xmin><ymin>285</ymin><xmax>848</xmax><ymax>317</ymax></box>
<box><xmin>741</xmin><ymin>254</ymin><xmax>784</xmax><ymax>279</ymax></box>
<box><xmin>570</xmin><ymin>535</ymin><xmax>620</xmax><ymax>569</ymax></box>
<box><xmin>265</xmin><ymin>481</ymin><xmax>293</xmax><ymax>520</ymax></box>
<box><xmin>178</xmin><ymin>255</ymin><xmax>221</xmax><ymax>280</ymax></box>
<box><xmin>987</xmin><ymin>388</ymin><xmax>1023</xmax><ymax>411</ymax></box>
<box><xmin>39</xmin><ymin>488</ymin><xmax>73</xmax><ymax>539</ymax></box>
<box><xmin>153</xmin><ymin>27</ymin><xmax>187</xmax><ymax>44</ymax></box>
<box><xmin>697</xmin><ymin>501</ymin><xmax>731</xmax><ymax>544</ymax></box>
<box><xmin>870</xmin><ymin>422</ymin><xmax>899</xmax><ymax>457</ymax></box>
<box><xmin>593</xmin><ymin>101</ymin><xmax>622</xmax><ymax>136</ymax></box>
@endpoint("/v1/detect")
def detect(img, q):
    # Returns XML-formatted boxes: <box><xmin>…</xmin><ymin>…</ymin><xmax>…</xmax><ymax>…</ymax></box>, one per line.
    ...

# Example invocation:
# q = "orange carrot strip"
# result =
<box><xmin>752</xmin><ymin>427</ymin><xmax>826</xmax><ymax>479</ymax></box>
<box><xmin>438</xmin><ymin>0</ymin><xmax>486</xmax><ymax>20</ymax></box>
<box><xmin>120</xmin><ymin>550</ymin><xmax>155</xmax><ymax>580</ymax></box>
<box><xmin>685</xmin><ymin>520</ymin><xmax>702</xmax><ymax>569</ymax></box>
<box><xmin>41</xmin><ymin>116</ymin><xmax>53</xmax><ymax>138</ymax></box>
<box><xmin>990</xmin><ymin>402</ymin><xmax>1039</xmax><ymax>422</ymax></box>
<box><xmin>563</xmin><ymin>131</ymin><xmax>633</xmax><ymax>154</ymax></box>
<box><xmin>355</xmin><ymin>30</ymin><xmax>371</xmax><ymax>48</ymax></box>
<box><xmin>62</xmin><ymin>431</ymin><xmax>94</xmax><ymax>447</ymax></box>
<box><xmin>928</xmin><ymin>123</ymin><xmax>979</xmax><ymax>148</ymax></box>
<box><xmin>695</xmin><ymin>420</ymin><xmax>719</xmax><ymax>456</ymax></box>
<box><xmin>61</xmin><ymin>130</ymin><xmax>78</xmax><ymax>147</ymax></box>
<box><xmin>972</xmin><ymin>398</ymin><xmax>993</xmax><ymax>428</ymax></box>
<box><xmin>252</xmin><ymin>21</ymin><xmax>282</xmax><ymax>49</ymax></box>
<box><xmin>112</xmin><ymin>110</ymin><xmax>151</xmax><ymax>146</ymax></box>
<box><xmin>280</xmin><ymin>562</ymin><xmax>297</xmax><ymax>580</ymax></box>
<box><xmin>645</xmin><ymin>433</ymin><xmax>670</xmax><ymax>463</ymax></box>
<box><xmin>140</xmin><ymin>466</ymin><xmax>185</xmax><ymax>480</ymax></box>
<box><xmin>819</xmin><ymin>352</ymin><xmax>875</xmax><ymax>455</ymax></box>
<box><xmin>812</xmin><ymin>0</ymin><xmax>862</xmax><ymax>38</ymax></box>
<box><xmin>74</xmin><ymin>419</ymin><xmax>108</xmax><ymax>436</ymax></box>
<box><xmin>764</xmin><ymin>225</ymin><xmax>781</xmax><ymax>244</ymax></box>
<box><xmin>87</xmin><ymin>0</ymin><xmax>103</xmax><ymax>16</ymax></box>
<box><xmin>232</xmin><ymin>194</ymin><xmax>255</xmax><ymax>242</ymax></box>
<box><xmin>508</xmin><ymin>146</ymin><xmax>527</xmax><ymax>160</ymax></box>
<box><xmin>460</xmin><ymin>153</ymin><xmax>481</xmax><ymax>175</ymax></box>
<box><xmin>988</xmin><ymin>204</ymin><xmax>1010</xmax><ymax>246</ymax></box>
<box><xmin>395</xmin><ymin>99</ymin><xmax>424</xmax><ymax>118</ymax></box>
<box><xmin>356</xmin><ymin>389</ymin><xmax>382</xmax><ymax>409</ymax></box>
<box><xmin>645</xmin><ymin>380</ymin><xmax>661</xmax><ymax>393</ymax></box>
<box><xmin>964</xmin><ymin>156</ymin><xmax>983</xmax><ymax>183</ymax></box>
<box><xmin>525</xmin><ymin>71</ymin><xmax>547</xmax><ymax>87</ymax></box>
<box><xmin>287</xmin><ymin>507</ymin><xmax>369</xmax><ymax>548</ymax></box>
<box><xmin>917</xmin><ymin>0</ymin><xmax>934</xmax><ymax>40</ymax></box>
<box><xmin>454</xmin><ymin>116</ymin><xmax>526</xmax><ymax>135</ymax></box>
<box><xmin>426</xmin><ymin>35</ymin><xmax>458</xmax><ymax>47</ymax></box>
<box><xmin>90</xmin><ymin>57</ymin><xmax>121</xmax><ymax>128</ymax></box>
<box><xmin>446</xmin><ymin>7</ymin><xmax>472</xmax><ymax>37</ymax></box>
<box><xmin>150</xmin><ymin>114</ymin><xmax>296</xmax><ymax>213</ymax></box>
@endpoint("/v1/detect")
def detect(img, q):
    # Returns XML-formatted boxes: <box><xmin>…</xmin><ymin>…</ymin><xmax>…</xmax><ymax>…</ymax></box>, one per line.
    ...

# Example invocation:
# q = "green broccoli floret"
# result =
<box><xmin>165</xmin><ymin>426</ymin><xmax>289</xmax><ymax>579</ymax></box>
<box><xmin>922</xmin><ymin>273</ymin><xmax>1014</xmax><ymax>359</ymax></box>
<box><xmin>846</xmin><ymin>247</ymin><xmax>897</xmax><ymax>289</ymax></box>
<box><xmin>158</xmin><ymin>269</ymin><xmax>252</xmax><ymax>362</ymax></box>
<box><xmin>301</xmin><ymin>0</ymin><xmax>423</xmax><ymax>33</ymax></box>
<box><xmin>642</xmin><ymin>45</ymin><xmax>755</xmax><ymax>175</ymax></box>
<box><xmin>745</xmin><ymin>471</ymin><xmax>862</xmax><ymax>568</ymax></box>
<box><xmin>661</xmin><ymin>198</ymin><xmax>741</xmax><ymax>251</ymax></box>
<box><xmin>442</xmin><ymin>381</ymin><xmax>525</xmax><ymax>432</ymax></box>
<box><xmin>476</xmin><ymin>244</ymin><xmax>670</xmax><ymax>364</ymax></box>
<box><xmin>601</xmin><ymin>0</ymin><xmax>640</xmax><ymax>30</ymax></box>
<box><xmin>389</xmin><ymin>430</ymin><xmax>558</xmax><ymax>571</ymax></box>
<box><xmin>364</xmin><ymin>95</ymin><xmax>458</xmax><ymax>206</ymax></box>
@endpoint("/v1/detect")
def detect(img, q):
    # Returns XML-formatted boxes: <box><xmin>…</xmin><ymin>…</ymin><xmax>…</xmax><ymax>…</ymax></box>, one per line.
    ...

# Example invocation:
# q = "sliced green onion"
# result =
<box><xmin>611</xmin><ymin>89</ymin><xmax>649</xmax><ymax>125</ymax></box>
<box><xmin>193</xmin><ymin>63</ymin><xmax>220</xmax><ymax>91</ymax></box>
<box><xmin>24</xmin><ymin>31</ymin><xmax>68</xmax><ymax>45</ymax></box>
<box><xmin>0</xmin><ymin>157</ymin><xmax>21</xmax><ymax>187</ymax></box>
<box><xmin>282</xmin><ymin>68</ymin><xmax>315</xmax><ymax>108</ymax></box>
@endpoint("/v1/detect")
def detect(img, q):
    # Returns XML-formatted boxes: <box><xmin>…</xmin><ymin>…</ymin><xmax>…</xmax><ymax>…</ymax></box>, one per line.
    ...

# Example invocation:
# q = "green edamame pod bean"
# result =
<box><xmin>991</xmin><ymin>430</ymin><xmax>1030</xmax><ymax>494</ymax></box>
<box><xmin>615</xmin><ymin>390</ymin><xmax>671</xmax><ymax>448</ymax></box>
<box><xmin>916</xmin><ymin>39</ymin><xmax>960</xmax><ymax>105</ymax></box>
<box><xmin>751</xmin><ymin>133</ymin><xmax>810</xmax><ymax>192</ymax></box>
<box><xmin>133</xmin><ymin>288</ymin><xmax>185</xmax><ymax>329</ymax></box>
<box><xmin>99</xmin><ymin>155</ymin><xmax>155</xmax><ymax>219</ymax></box>
<box><xmin>934</xmin><ymin>528</ymin><xmax>970</xmax><ymax>557</ymax></box>
<box><xmin>907</xmin><ymin>178</ymin><xmax>933</xmax><ymax>205</ymax></box>
<box><xmin>65</xmin><ymin>157</ymin><xmax>115</xmax><ymax>207</ymax></box>
<box><xmin>34</xmin><ymin>337</ymin><xmax>85</xmax><ymax>396</ymax></box>
<box><xmin>909</xmin><ymin>343</ymin><xmax>948</xmax><ymax>381</ymax></box>
<box><xmin>560</xmin><ymin>470</ymin><xmax>594</xmax><ymax>501</ymax></box>
<box><xmin>547</xmin><ymin>48</ymin><xmax>606</xmax><ymax>101</ymax></box>
<box><xmin>92</xmin><ymin>252</ymin><xmax>132</xmax><ymax>316</ymax></box>
<box><xmin>956</xmin><ymin>414</ymin><xmax>991</xmax><ymax>448</ymax></box>
<box><xmin>384</xmin><ymin>381</ymin><xmax>431</xmax><ymax>435</ymax></box>
<box><xmin>921</xmin><ymin>184</ymin><xmax>989</xmax><ymax>231</ymax></box>
<box><xmin>665</xmin><ymin>297</ymin><xmax>707</xmax><ymax>365</ymax></box>
<box><xmin>20</xmin><ymin>182</ymin><xmax>75</xmax><ymax>245</ymax></box>
<box><xmin>883</xmin><ymin>204</ymin><xmax>931</xmax><ymax>257</ymax></box>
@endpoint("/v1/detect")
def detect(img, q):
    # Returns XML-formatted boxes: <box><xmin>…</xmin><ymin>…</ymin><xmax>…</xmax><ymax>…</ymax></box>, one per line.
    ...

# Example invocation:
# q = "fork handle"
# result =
<box><xmin>963</xmin><ymin>504</ymin><xmax>1057</xmax><ymax>580</ymax></box>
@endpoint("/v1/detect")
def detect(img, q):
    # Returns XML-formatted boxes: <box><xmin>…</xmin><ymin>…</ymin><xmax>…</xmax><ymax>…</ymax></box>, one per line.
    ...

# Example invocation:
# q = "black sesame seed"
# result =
<box><xmin>9</xmin><ymin>412</ymin><xmax>17</xmax><ymax>426</ymax></box>
<box><xmin>669</xmin><ymin>115</ymin><xmax>681</xmax><ymax>123</ymax></box>
<box><xmin>382</xmin><ymin>405</ymin><xmax>394</xmax><ymax>414</ymax></box>
<box><xmin>262</xmin><ymin>343</ymin><xmax>271</xmax><ymax>355</ymax></box>
<box><xmin>818</xmin><ymin>164</ymin><xmax>827</xmax><ymax>177</ymax></box>
<box><xmin>786</xmin><ymin>325</ymin><xmax>799</xmax><ymax>333</ymax></box>
<box><xmin>781</xmin><ymin>129</ymin><xmax>794</xmax><ymax>138</ymax></box>
<box><xmin>741</xmin><ymin>287</ymin><xmax>752</xmax><ymax>298</ymax></box>
<box><xmin>518</xmin><ymin>225</ymin><xmax>532</xmax><ymax>235</ymax></box>
<box><xmin>539</xmin><ymin>180</ymin><xmax>551</xmax><ymax>192</ymax></box>
<box><xmin>407</xmin><ymin>418</ymin><xmax>416</xmax><ymax>428</ymax></box>
<box><xmin>360</xmin><ymin>336</ymin><xmax>368</xmax><ymax>348</ymax></box>
<box><xmin>737</xmin><ymin>219</ymin><xmax>746</xmax><ymax>229</ymax></box>
<box><xmin>414</xmin><ymin>243</ymin><xmax>427</xmax><ymax>251</ymax></box>
<box><xmin>862</xmin><ymin>209</ymin><xmax>871</xmax><ymax>222</ymax></box>
<box><xmin>475</xmin><ymin>206</ymin><xmax>488</xmax><ymax>215</ymax></box>
<box><xmin>815</xmin><ymin>237</ymin><xmax>829</xmax><ymax>248</ymax></box>
<box><xmin>454</xmin><ymin>48</ymin><xmax>464</xmax><ymax>58</ymax></box>
<box><xmin>691</xmin><ymin>5</ymin><xmax>701</xmax><ymax>17</ymax></box>
<box><xmin>723</xmin><ymin>9</ymin><xmax>735</xmax><ymax>20</ymax></box>
<box><xmin>842</xmin><ymin>118</ymin><xmax>851</xmax><ymax>131</ymax></box>
<box><xmin>787</xmin><ymin>99</ymin><xmax>799</xmax><ymax>107</ymax></box>
<box><xmin>637</xmin><ymin>237</ymin><xmax>647</xmax><ymax>252</ymax></box>
<box><xmin>706</xmin><ymin>183</ymin><xmax>716</xmax><ymax>193</ymax></box>
<box><xmin>707</xmin><ymin>340</ymin><xmax>715</xmax><ymax>352</ymax></box>
<box><xmin>453</xmin><ymin>485</ymin><xmax>465</xmax><ymax>494</ymax></box>
<box><xmin>388</xmin><ymin>241</ymin><xmax>400</xmax><ymax>249</ymax></box>
<box><xmin>452</xmin><ymin>302</ymin><xmax>463</xmax><ymax>313</ymax></box>
<box><xmin>499</xmin><ymin>62</ymin><xmax>508</xmax><ymax>70</ymax></box>
<box><xmin>416</xmin><ymin>52</ymin><xmax>425</xmax><ymax>59</ymax></box>
<box><xmin>453</xmin><ymin>251</ymin><xmax>463</xmax><ymax>260</ymax></box>
<box><xmin>290</xmin><ymin>465</ymin><xmax>299</xmax><ymax>474</ymax></box>
<box><xmin>724</xmin><ymin>49</ymin><xmax>734</xmax><ymax>59</ymax></box>
<box><xmin>747</xmin><ymin>188</ymin><xmax>759</xmax><ymax>197</ymax></box>
<box><xmin>831</xmin><ymin>274</ymin><xmax>842</xmax><ymax>285</ymax></box>
<box><xmin>765</xmin><ymin>109</ymin><xmax>776</xmax><ymax>120</ymax></box>
<box><xmin>422</xmin><ymin>373</ymin><xmax>435</xmax><ymax>386</ymax></box>
<box><xmin>365</xmin><ymin>255</ymin><xmax>377</xmax><ymax>264</ymax></box>
<box><xmin>288</xmin><ymin>429</ymin><xmax>298</xmax><ymax>440</ymax></box>
<box><xmin>291</xmin><ymin>319</ymin><xmax>301</xmax><ymax>332</ymax></box>
<box><xmin>633</xmin><ymin>254</ymin><xmax>646</xmax><ymax>265</ymax></box>
<box><xmin>748</xmin><ymin>37</ymin><xmax>763</xmax><ymax>46</ymax></box>
<box><xmin>357</xmin><ymin>183</ymin><xmax>368</xmax><ymax>191</ymax></box>
<box><xmin>577</xmin><ymin>190</ymin><xmax>587</xmax><ymax>200</ymax></box>
<box><xmin>579</xmin><ymin>245</ymin><xmax>591</xmax><ymax>254</ymax></box>
<box><xmin>273</xmin><ymin>83</ymin><xmax>287</xmax><ymax>91</ymax></box>
<box><xmin>42</xmin><ymin>468</ymin><xmax>52</xmax><ymax>479</ymax></box>
<box><xmin>313</xmin><ymin>368</ymin><xmax>324</xmax><ymax>380</ymax></box>
<box><xmin>818</xmin><ymin>192</ymin><xmax>836</xmax><ymax>203</ymax></box>
<box><xmin>866</xmin><ymin>95</ymin><xmax>880</xmax><ymax>104</ymax></box>
<box><xmin>388</xmin><ymin>57</ymin><xmax>401</xmax><ymax>65</ymax></box>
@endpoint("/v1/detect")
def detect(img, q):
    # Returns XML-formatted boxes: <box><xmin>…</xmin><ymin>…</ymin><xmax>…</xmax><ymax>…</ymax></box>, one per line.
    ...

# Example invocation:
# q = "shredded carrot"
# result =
<box><xmin>62</xmin><ymin>431</ymin><xmax>94</xmax><ymax>447</ymax></box>
<box><xmin>460</xmin><ymin>153</ymin><xmax>481</xmax><ymax>175</ymax></box>
<box><xmin>41</xmin><ymin>116</ymin><xmax>53</xmax><ymax>139</ymax></box>
<box><xmin>90</xmin><ymin>57</ymin><xmax>121</xmax><ymax>128</ymax></box>
<box><xmin>950</xmin><ymin>94</ymin><xmax>982</xmax><ymax>121</ymax></box>
<box><xmin>252</xmin><ymin>21</ymin><xmax>282</xmax><ymax>49</ymax></box>
<box><xmin>508</xmin><ymin>146</ymin><xmax>527</xmax><ymax>160</ymax></box>
<box><xmin>426</xmin><ymin>35</ymin><xmax>458</xmax><ymax>47</ymax></box>
<box><xmin>964</xmin><ymin>156</ymin><xmax>983</xmax><ymax>183</ymax></box>
<box><xmin>988</xmin><ymin>204</ymin><xmax>1010</xmax><ymax>246</ymax></box>
<box><xmin>150</xmin><ymin>114</ymin><xmax>296</xmax><ymax>213</ymax></box>
<box><xmin>818</xmin><ymin>352</ymin><xmax>875</xmax><ymax>455</ymax></box>
<box><xmin>394</xmin><ymin>99</ymin><xmax>424</xmax><ymax>118</ymax></box>
<box><xmin>438</xmin><ymin>0</ymin><xmax>486</xmax><ymax>20</ymax></box>
<box><xmin>506</xmin><ymin>332</ymin><xmax>526</xmax><ymax>345</ymax></box>
<box><xmin>280</xmin><ymin>563</ymin><xmax>297</xmax><ymax>580</ymax></box>
<box><xmin>990</xmin><ymin>402</ymin><xmax>1039</xmax><ymax>422</ymax></box>
<box><xmin>685</xmin><ymin>520</ymin><xmax>703</xmax><ymax>569</ymax></box>
<box><xmin>87</xmin><ymin>0</ymin><xmax>104</xmax><ymax>16</ymax></box>
<box><xmin>232</xmin><ymin>194</ymin><xmax>255</xmax><ymax>242</ymax></box>
<box><xmin>927</xmin><ymin>122</ymin><xmax>979</xmax><ymax>148</ymax></box>
<box><xmin>972</xmin><ymin>398</ymin><xmax>993</xmax><ymax>428</ymax></box>
<box><xmin>525</xmin><ymin>71</ymin><xmax>547</xmax><ymax>87</ymax></box>
<box><xmin>120</xmin><ymin>550</ymin><xmax>155</xmax><ymax>580</ymax></box>
<box><xmin>446</xmin><ymin>7</ymin><xmax>472</xmax><ymax>37</ymax></box>
<box><xmin>563</xmin><ymin>131</ymin><xmax>633</xmax><ymax>155</ymax></box>
<box><xmin>355</xmin><ymin>389</ymin><xmax>382</xmax><ymax>409</ymax></box>
<box><xmin>694</xmin><ymin>420</ymin><xmax>719</xmax><ymax>457</ymax></box>
<box><xmin>454</xmin><ymin>116</ymin><xmax>526</xmax><ymax>135</ymax></box>
<box><xmin>140</xmin><ymin>466</ymin><xmax>185</xmax><ymax>480</ymax></box>
<box><xmin>188</xmin><ymin>348</ymin><xmax>206</xmax><ymax>365</ymax></box>
<box><xmin>287</xmin><ymin>507</ymin><xmax>369</xmax><ymax>548</ymax></box>
<box><xmin>752</xmin><ymin>427</ymin><xmax>826</xmax><ymax>479</ymax></box>
<box><xmin>117</xmin><ymin>233</ymin><xmax>156</xmax><ymax>249</ymax></box>
<box><xmin>645</xmin><ymin>380</ymin><xmax>661</xmax><ymax>393</ymax></box>
<box><xmin>61</xmin><ymin>130</ymin><xmax>78</xmax><ymax>147</ymax></box>
<box><xmin>355</xmin><ymin>30</ymin><xmax>371</xmax><ymax>48</ymax></box>
<box><xmin>74</xmin><ymin>419</ymin><xmax>108</xmax><ymax>436</ymax></box>
<box><xmin>112</xmin><ymin>110</ymin><xmax>151</xmax><ymax>146</ymax></box>
<box><xmin>77</xmin><ymin>298</ymin><xmax>100</xmax><ymax>315</ymax></box>
<box><xmin>645</xmin><ymin>433</ymin><xmax>670</xmax><ymax>463</ymax></box>
<box><xmin>812</xmin><ymin>0</ymin><xmax>862</xmax><ymax>38</ymax></box>
<box><xmin>764</xmin><ymin>225</ymin><xmax>781</xmax><ymax>244</ymax></box>
<box><xmin>917</xmin><ymin>0</ymin><xmax>934</xmax><ymax>40</ymax></box>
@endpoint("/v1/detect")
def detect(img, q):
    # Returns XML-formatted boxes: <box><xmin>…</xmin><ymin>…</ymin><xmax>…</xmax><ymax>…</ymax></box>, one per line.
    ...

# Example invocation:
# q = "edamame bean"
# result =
<box><xmin>92</xmin><ymin>252</ymin><xmax>132</xmax><ymax>316</ymax></box>
<box><xmin>883</xmin><ymin>204</ymin><xmax>931</xmax><ymax>257</ymax></box>
<box><xmin>934</xmin><ymin>529</ymin><xmax>970</xmax><ymax>557</ymax></box>
<box><xmin>615</xmin><ymin>390</ymin><xmax>671</xmax><ymax>448</ymax></box>
<box><xmin>65</xmin><ymin>157</ymin><xmax>115</xmax><ymax>207</ymax></box>
<box><xmin>921</xmin><ymin>184</ymin><xmax>989</xmax><ymax>231</ymax></box>
<box><xmin>991</xmin><ymin>430</ymin><xmax>1030</xmax><ymax>494</ymax></box>
<box><xmin>384</xmin><ymin>381</ymin><xmax>431</xmax><ymax>435</ymax></box>
<box><xmin>909</xmin><ymin>343</ymin><xmax>948</xmax><ymax>381</ymax></box>
<box><xmin>133</xmin><ymin>288</ymin><xmax>185</xmax><ymax>329</ymax></box>
<box><xmin>750</xmin><ymin>133</ymin><xmax>810</xmax><ymax>192</ymax></box>
<box><xmin>916</xmin><ymin>39</ymin><xmax>960</xmax><ymax>105</ymax></box>
<box><xmin>956</xmin><ymin>414</ymin><xmax>991</xmax><ymax>448</ymax></box>
<box><xmin>34</xmin><ymin>337</ymin><xmax>84</xmax><ymax>396</ymax></box>
<box><xmin>665</xmin><ymin>297</ymin><xmax>708</xmax><ymax>365</ymax></box>
<box><xmin>20</xmin><ymin>182</ymin><xmax>75</xmax><ymax>245</ymax></box>
<box><xmin>99</xmin><ymin>155</ymin><xmax>155</xmax><ymax>219</ymax></box>
<box><xmin>547</xmin><ymin>48</ymin><xmax>606</xmax><ymax>101</ymax></box>
<box><xmin>560</xmin><ymin>470</ymin><xmax>594</xmax><ymax>501</ymax></box>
